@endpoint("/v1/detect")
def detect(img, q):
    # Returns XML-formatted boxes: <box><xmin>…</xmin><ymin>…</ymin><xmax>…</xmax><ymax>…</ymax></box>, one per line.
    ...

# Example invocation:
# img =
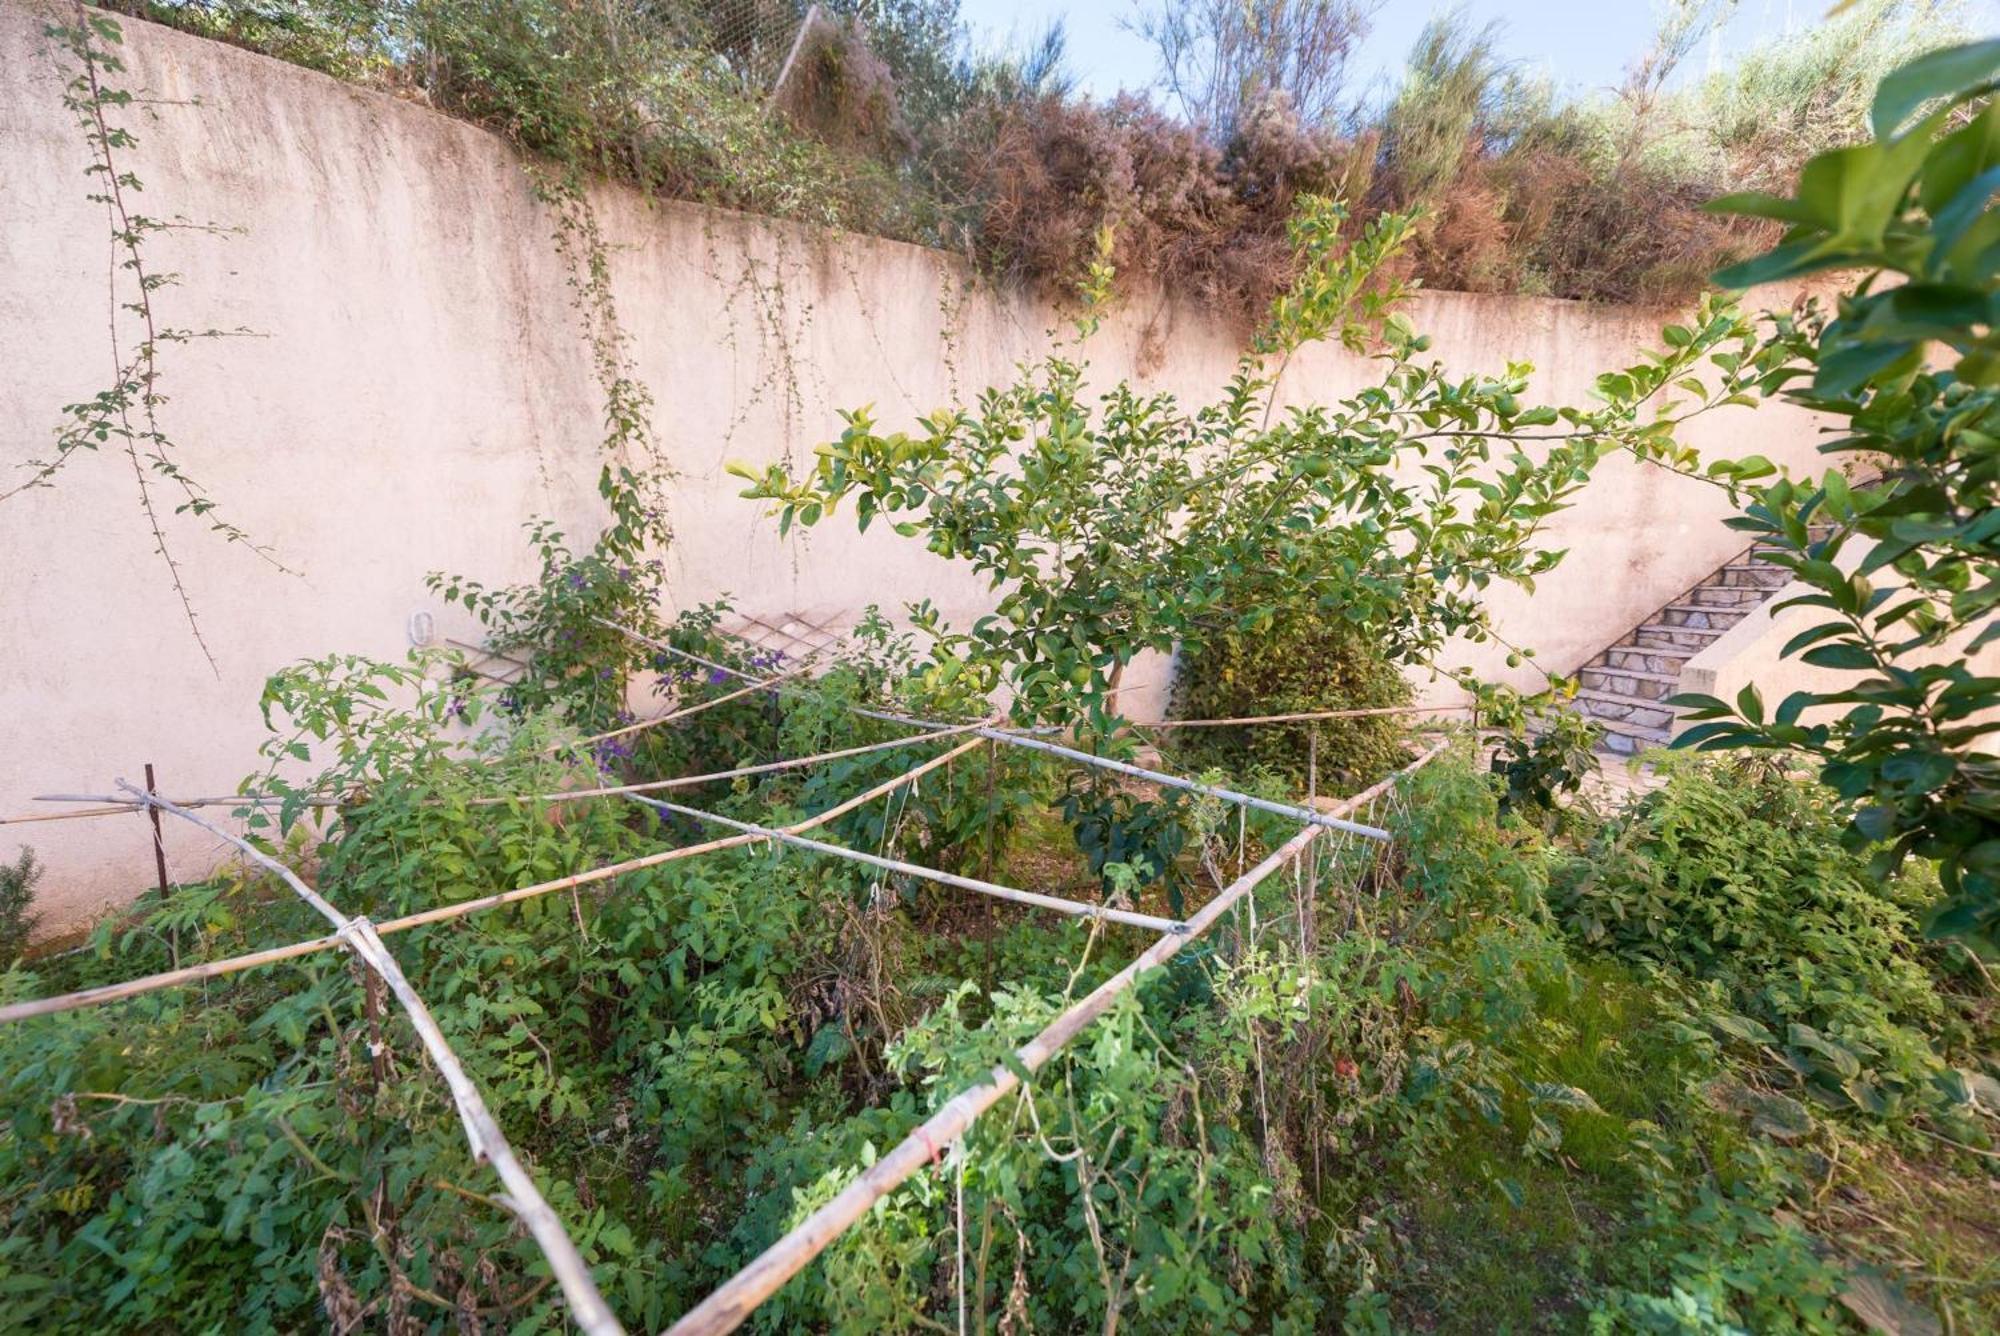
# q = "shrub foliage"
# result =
<box><xmin>1168</xmin><ymin>608</ymin><xmax>1412</xmax><ymax>788</ymax></box>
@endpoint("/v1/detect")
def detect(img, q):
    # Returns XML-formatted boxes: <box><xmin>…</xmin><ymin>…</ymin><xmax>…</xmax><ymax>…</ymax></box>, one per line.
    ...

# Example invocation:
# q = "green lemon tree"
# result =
<box><xmin>1669</xmin><ymin>41</ymin><xmax>2000</xmax><ymax>944</ymax></box>
<box><xmin>734</xmin><ymin>197</ymin><xmax>1783</xmax><ymax>734</ymax></box>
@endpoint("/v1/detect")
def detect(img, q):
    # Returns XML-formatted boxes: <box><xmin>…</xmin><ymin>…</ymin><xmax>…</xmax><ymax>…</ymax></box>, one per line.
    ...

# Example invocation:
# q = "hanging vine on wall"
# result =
<box><xmin>8</xmin><ymin>7</ymin><xmax>288</xmax><ymax>671</ymax></box>
<box><xmin>427</xmin><ymin>166</ymin><xmax>675</xmax><ymax>732</ymax></box>
<box><xmin>696</xmin><ymin>214</ymin><xmax>825</xmax><ymax>467</ymax></box>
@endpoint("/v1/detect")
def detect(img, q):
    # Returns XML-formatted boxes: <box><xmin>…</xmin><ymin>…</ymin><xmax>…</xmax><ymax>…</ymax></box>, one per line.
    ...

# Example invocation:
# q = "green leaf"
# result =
<box><xmin>1774</xmin><ymin>690</ymin><xmax>1817</xmax><ymax>726</ymax></box>
<box><xmin>1746</xmin><ymin>1091</ymin><xmax>1813</xmax><ymax>1141</ymax></box>
<box><xmin>1882</xmin><ymin>750</ymin><xmax>1956</xmax><ymax>793</ymax></box>
<box><xmin>1671</xmin><ymin>721</ymin><xmax>1749</xmax><ymax>749</ymax></box>
<box><xmin>1781</xmin><ymin>621</ymin><xmax>1852</xmax><ymax>657</ymax></box>
<box><xmin>1710</xmin><ymin>1013</ymin><xmax>1778</xmax><ymax>1046</ymax></box>
<box><xmin>1801</xmin><ymin>642</ymin><xmax>1878</xmax><ymax>671</ymax></box>
<box><xmin>1707</xmin><ymin>190</ymin><xmax>1820</xmax><ymax>225</ymax></box>
<box><xmin>1787</xmin><ymin>1023</ymin><xmax>1862</xmax><ymax>1079</ymax></box>
<box><xmin>1872</xmin><ymin>39</ymin><xmax>2000</xmax><ymax>138</ymax></box>
<box><xmin>1528</xmin><ymin>1083</ymin><xmax>1605</xmax><ymax>1114</ymax></box>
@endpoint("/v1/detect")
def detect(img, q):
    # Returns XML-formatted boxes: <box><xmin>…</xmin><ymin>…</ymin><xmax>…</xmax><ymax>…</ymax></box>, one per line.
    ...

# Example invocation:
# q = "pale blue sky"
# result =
<box><xmin>956</xmin><ymin>0</ymin><xmax>1998</xmax><ymax>109</ymax></box>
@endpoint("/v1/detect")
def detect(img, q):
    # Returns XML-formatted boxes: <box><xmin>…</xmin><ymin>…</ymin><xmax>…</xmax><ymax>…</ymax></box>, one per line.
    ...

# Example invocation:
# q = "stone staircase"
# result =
<box><xmin>1565</xmin><ymin>540</ymin><xmax>1801</xmax><ymax>756</ymax></box>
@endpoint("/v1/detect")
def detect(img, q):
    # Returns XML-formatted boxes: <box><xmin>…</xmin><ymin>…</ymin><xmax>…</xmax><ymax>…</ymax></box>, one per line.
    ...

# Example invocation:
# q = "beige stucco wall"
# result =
<box><xmin>1682</xmin><ymin>539</ymin><xmax>2000</xmax><ymax>730</ymax></box>
<box><xmin>0</xmin><ymin>5</ymin><xmax>1834</xmax><ymax>929</ymax></box>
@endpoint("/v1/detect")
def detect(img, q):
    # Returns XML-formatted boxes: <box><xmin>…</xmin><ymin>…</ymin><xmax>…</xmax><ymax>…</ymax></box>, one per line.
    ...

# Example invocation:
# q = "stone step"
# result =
<box><xmin>1580</xmin><ymin>664</ymin><xmax>1681</xmax><ymax>700</ymax></box>
<box><xmin>1603</xmin><ymin>643</ymin><xmax>1700</xmax><ymax>674</ymax></box>
<box><xmin>1528</xmin><ymin>706</ymin><xmax>1671</xmax><ymax>756</ymax></box>
<box><xmin>1688</xmin><ymin>584</ymin><xmax>1771</xmax><ymax>609</ymax></box>
<box><xmin>1659</xmin><ymin>603</ymin><xmax>1750</xmax><ymax>631</ymax></box>
<box><xmin>1573</xmin><ymin>689</ymin><xmax>1676</xmax><ymax>732</ymax></box>
<box><xmin>1717</xmin><ymin>562</ymin><xmax>1793</xmax><ymax>588</ymax></box>
<box><xmin>1561</xmin><ymin>711</ymin><xmax>1673</xmax><ymax>755</ymax></box>
<box><xmin>1631</xmin><ymin>625</ymin><xmax>1720</xmax><ymax>652</ymax></box>
<box><xmin>1598</xmin><ymin>721</ymin><xmax>1671</xmax><ymax>756</ymax></box>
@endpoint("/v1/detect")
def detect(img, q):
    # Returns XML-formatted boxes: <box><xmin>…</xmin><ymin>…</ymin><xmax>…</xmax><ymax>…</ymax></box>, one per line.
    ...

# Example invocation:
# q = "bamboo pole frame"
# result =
<box><xmin>7</xmin><ymin>608</ymin><xmax>1457</xmax><ymax>1335</ymax></box>
<box><xmin>110</xmin><ymin>783</ymin><xmax>625</xmax><ymax>1336</ymax></box>
<box><xmin>660</xmin><ymin>739</ymin><xmax>1448</xmax><ymax>1335</ymax></box>
<box><xmin>629</xmin><ymin>795</ymin><xmax>1182</xmax><ymax>933</ymax></box>
<box><xmin>603</xmin><ymin>623</ymin><xmax>1394</xmax><ymax>840</ymax></box>
<box><xmin>1139</xmin><ymin>703</ymin><xmax>1469</xmax><ymax>728</ymax></box>
<box><xmin>11</xmin><ymin>718</ymin><xmax>994</xmax><ymax>828</ymax></box>
<box><xmin>0</xmin><ymin>737</ymin><xmax>987</xmax><ymax>1025</ymax></box>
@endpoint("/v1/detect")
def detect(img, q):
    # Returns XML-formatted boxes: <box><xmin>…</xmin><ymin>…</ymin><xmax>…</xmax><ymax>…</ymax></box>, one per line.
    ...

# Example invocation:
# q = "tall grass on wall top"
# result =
<box><xmin>87</xmin><ymin>0</ymin><xmax>1971</xmax><ymax>313</ymax></box>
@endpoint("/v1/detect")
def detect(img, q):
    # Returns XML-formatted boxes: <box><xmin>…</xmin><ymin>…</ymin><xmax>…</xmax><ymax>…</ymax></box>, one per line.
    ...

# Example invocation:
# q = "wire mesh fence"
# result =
<box><xmin>686</xmin><ymin>0</ymin><xmax>818</xmax><ymax>94</ymax></box>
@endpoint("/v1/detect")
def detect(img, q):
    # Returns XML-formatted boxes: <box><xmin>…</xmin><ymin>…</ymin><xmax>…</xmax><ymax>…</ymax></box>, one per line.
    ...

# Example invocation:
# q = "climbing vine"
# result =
<box><xmin>427</xmin><ymin>167</ymin><xmax>674</xmax><ymax>732</ymax></box>
<box><xmin>10</xmin><ymin>8</ymin><xmax>285</xmax><ymax>669</ymax></box>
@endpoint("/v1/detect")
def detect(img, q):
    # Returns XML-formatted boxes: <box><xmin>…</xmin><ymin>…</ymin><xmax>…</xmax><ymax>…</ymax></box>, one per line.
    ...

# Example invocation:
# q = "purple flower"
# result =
<box><xmin>592</xmin><ymin>735</ymin><xmax>635</xmax><ymax>774</ymax></box>
<box><xmin>708</xmin><ymin>668</ymin><xmax>730</xmax><ymax>686</ymax></box>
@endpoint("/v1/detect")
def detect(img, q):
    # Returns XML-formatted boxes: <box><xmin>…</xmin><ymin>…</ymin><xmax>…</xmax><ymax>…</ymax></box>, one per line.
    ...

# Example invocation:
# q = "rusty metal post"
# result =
<box><xmin>144</xmin><ymin>763</ymin><xmax>177</xmax><ymax>967</ymax></box>
<box><xmin>983</xmin><ymin>737</ymin><xmax>998</xmax><ymax>883</ymax></box>
<box><xmin>143</xmin><ymin>763</ymin><xmax>170</xmax><ymax>899</ymax></box>
<box><xmin>1306</xmin><ymin>725</ymin><xmax>1320</xmax><ymax>935</ymax></box>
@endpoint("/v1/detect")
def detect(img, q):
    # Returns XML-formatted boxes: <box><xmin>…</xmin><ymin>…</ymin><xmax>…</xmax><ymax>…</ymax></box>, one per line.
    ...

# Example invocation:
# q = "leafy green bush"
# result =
<box><xmin>739</xmin><ymin>195</ymin><xmax>1774</xmax><ymax>738</ymax></box>
<box><xmin>1552</xmin><ymin>755</ymin><xmax>1969</xmax><ymax>1120</ymax></box>
<box><xmin>1666</xmin><ymin>35</ymin><xmax>2000</xmax><ymax>946</ymax></box>
<box><xmin>0</xmin><ymin>848</ymin><xmax>40</xmax><ymax>968</ymax></box>
<box><xmin>1474</xmin><ymin>683</ymin><xmax>1605</xmax><ymax>823</ymax></box>
<box><xmin>1169</xmin><ymin>609</ymin><xmax>1412</xmax><ymax>788</ymax></box>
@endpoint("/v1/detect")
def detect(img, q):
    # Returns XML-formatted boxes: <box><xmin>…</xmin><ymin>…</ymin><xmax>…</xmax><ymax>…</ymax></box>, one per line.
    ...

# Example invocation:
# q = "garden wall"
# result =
<box><xmin>0</xmin><ymin>4</ymin><xmax>1834</xmax><ymax>928</ymax></box>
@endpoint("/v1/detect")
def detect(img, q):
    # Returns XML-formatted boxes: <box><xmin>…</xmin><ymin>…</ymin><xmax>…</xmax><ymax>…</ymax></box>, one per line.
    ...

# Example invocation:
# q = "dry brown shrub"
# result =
<box><xmin>1406</xmin><ymin>143</ymin><xmax>1518</xmax><ymax>293</ymax></box>
<box><xmin>1497</xmin><ymin>153</ymin><xmax>1773</xmax><ymax>306</ymax></box>
<box><xmin>776</xmin><ymin>15</ymin><xmax>909</xmax><ymax>160</ymax></box>
<box><xmin>961</xmin><ymin>90</ymin><xmax>1373</xmax><ymax>326</ymax></box>
<box><xmin>1394</xmin><ymin>138</ymin><xmax>1777</xmax><ymax>307</ymax></box>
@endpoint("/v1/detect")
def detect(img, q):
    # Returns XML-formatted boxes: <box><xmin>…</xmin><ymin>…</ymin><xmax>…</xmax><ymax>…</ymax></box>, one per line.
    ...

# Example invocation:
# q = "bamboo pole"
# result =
<box><xmin>470</xmin><ymin>717</ymin><xmax>995</xmax><ymax>809</ymax></box>
<box><xmin>1140</xmin><ymin>703</ymin><xmax>1469</xmax><ymax>728</ymax></box>
<box><xmin>570</xmin><ymin>653</ymin><xmax>827</xmax><ymax>750</ymax></box>
<box><xmin>13</xmin><ymin>717</ymin><xmax>990</xmax><ymax>827</ymax></box>
<box><xmin>658</xmin><ymin>740</ymin><xmax>1448</xmax><ymax>1336</ymax></box>
<box><xmin>629</xmin><ymin>796</ymin><xmax>1181</xmax><ymax>933</ymax></box>
<box><xmin>968</xmin><ymin>730</ymin><xmax>1392</xmax><ymax>841</ymax></box>
<box><xmin>0</xmin><ymin>737</ymin><xmax>986</xmax><ymax>1026</ymax></box>
<box><xmin>5</xmin><ymin>792</ymin><xmax>328</xmax><ymax>826</ymax></box>
<box><xmin>109</xmin><ymin>782</ymin><xmax>624</xmax><ymax>1336</ymax></box>
<box><xmin>0</xmin><ymin>932</ymin><xmax>347</xmax><ymax>1022</ymax></box>
<box><xmin>602</xmin><ymin>623</ymin><xmax>1393</xmax><ymax>839</ymax></box>
<box><xmin>377</xmin><ymin>733</ymin><xmax>988</xmax><ymax>933</ymax></box>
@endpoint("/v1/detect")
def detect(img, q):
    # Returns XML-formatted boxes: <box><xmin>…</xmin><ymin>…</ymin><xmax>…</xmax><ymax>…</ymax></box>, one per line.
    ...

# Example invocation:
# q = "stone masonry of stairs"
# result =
<box><xmin>1566</xmin><ymin>539</ymin><xmax>1804</xmax><ymax>757</ymax></box>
